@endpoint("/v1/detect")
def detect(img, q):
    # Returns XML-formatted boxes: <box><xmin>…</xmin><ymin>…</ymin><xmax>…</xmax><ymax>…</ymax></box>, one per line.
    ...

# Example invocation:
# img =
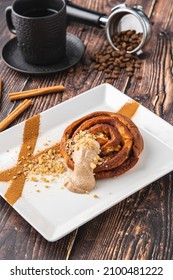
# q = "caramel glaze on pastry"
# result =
<box><xmin>60</xmin><ymin>111</ymin><xmax>144</xmax><ymax>179</ymax></box>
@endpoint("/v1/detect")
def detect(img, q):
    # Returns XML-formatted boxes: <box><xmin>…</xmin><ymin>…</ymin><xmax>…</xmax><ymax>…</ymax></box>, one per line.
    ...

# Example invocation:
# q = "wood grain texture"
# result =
<box><xmin>0</xmin><ymin>0</ymin><xmax>173</xmax><ymax>260</ymax></box>
<box><xmin>69</xmin><ymin>174</ymin><xmax>173</xmax><ymax>260</ymax></box>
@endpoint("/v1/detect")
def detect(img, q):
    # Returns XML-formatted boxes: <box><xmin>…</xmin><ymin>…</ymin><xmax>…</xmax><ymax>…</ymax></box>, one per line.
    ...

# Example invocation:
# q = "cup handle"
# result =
<box><xmin>5</xmin><ymin>6</ymin><xmax>16</xmax><ymax>34</ymax></box>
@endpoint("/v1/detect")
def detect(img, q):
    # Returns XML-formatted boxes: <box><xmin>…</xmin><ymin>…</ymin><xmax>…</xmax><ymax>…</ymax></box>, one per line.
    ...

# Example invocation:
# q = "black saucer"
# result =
<box><xmin>2</xmin><ymin>33</ymin><xmax>85</xmax><ymax>75</ymax></box>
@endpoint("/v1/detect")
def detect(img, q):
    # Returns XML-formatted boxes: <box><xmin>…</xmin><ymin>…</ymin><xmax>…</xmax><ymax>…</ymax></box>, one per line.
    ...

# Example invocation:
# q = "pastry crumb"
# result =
<box><xmin>31</xmin><ymin>176</ymin><xmax>38</xmax><ymax>182</ymax></box>
<box><xmin>93</xmin><ymin>194</ymin><xmax>99</xmax><ymax>198</ymax></box>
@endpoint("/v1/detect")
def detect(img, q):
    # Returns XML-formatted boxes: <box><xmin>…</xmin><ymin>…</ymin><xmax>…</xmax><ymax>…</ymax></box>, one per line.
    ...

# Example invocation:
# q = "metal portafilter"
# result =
<box><xmin>66</xmin><ymin>1</ymin><xmax>151</xmax><ymax>53</ymax></box>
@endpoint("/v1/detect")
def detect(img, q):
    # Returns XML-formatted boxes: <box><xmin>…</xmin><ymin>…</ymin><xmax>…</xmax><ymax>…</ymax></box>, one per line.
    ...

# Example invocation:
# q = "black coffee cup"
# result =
<box><xmin>6</xmin><ymin>0</ymin><xmax>66</xmax><ymax>65</ymax></box>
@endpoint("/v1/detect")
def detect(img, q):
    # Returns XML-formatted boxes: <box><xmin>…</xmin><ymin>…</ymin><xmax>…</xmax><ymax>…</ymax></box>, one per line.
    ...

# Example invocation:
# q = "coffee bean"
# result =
<box><xmin>122</xmin><ymin>42</ymin><xmax>127</xmax><ymax>49</ymax></box>
<box><xmin>127</xmin><ymin>30</ymin><xmax>135</xmax><ymax>36</ymax></box>
<box><xmin>134</xmin><ymin>63</ymin><xmax>141</xmax><ymax>68</ymax></box>
<box><xmin>127</xmin><ymin>72</ymin><xmax>134</xmax><ymax>77</ymax></box>
<box><xmin>113</xmin><ymin>70</ymin><xmax>121</xmax><ymax>75</ymax></box>
<box><xmin>127</xmin><ymin>46</ymin><xmax>134</xmax><ymax>51</ymax></box>
<box><xmin>105</xmin><ymin>69</ymin><xmax>111</xmax><ymax>73</ymax></box>
<box><xmin>105</xmin><ymin>79</ymin><xmax>112</xmax><ymax>83</ymax></box>
<box><xmin>109</xmin><ymin>65</ymin><xmax>114</xmax><ymax>70</ymax></box>
<box><xmin>112</xmin><ymin>30</ymin><xmax>142</xmax><ymax>52</ymax></box>
<box><xmin>125</xmin><ymin>53</ymin><xmax>133</xmax><ymax>58</ymax></box>
<box><xmin>123</xmin><ymin>58</ymin><xmax>130</xmax><ymax>62</ymax></box>
<box><xmin>93</xmin><ymin>64</ymin><xmax>100</xmax><ymax>70</ymax></box>
<box><xmin>105</xmin><ymin>73</ymin><xmax>111</xmax><ymax>78</ymax></box>
<box><xmin>135</xmin><ymin>59</ymin><xmax>142</xmax><ymax>64</ymax></box>
<box><xmin>102</xmin><ymin>63</ymin><xmax>107</xmax><ymax>67</ymax></box>
<box><xmin>119</xmin><ymin>63</ymin><xmax>126</xmax><ymax>68</ymax></box>
<box><xmin>103</xmin><ymin>40</ymin><xmax>109</xmax><ymax>46</ymax></box>
<box><xmin>135</xmin><ymin>73</ymin><xmax>142</xmax><ymax>79</ymax></box>
<box><xmin>92</xmin><ymin>29</ymin><xmax>144</xmax><ymax>81</ymax></box>
<box><xmin>98</xmin><ymin>66</ymin><xmax>104</xmax><ymax>71</ymax></box>
<box><xmin>112</xmin><ymin>74</ymin><xmax>119</xmax><ymax>79</ymax></box>
<box><xmin>126</xmin><ymin>67</ymin><xmax>134</xmax><ymax>72</ymax></box>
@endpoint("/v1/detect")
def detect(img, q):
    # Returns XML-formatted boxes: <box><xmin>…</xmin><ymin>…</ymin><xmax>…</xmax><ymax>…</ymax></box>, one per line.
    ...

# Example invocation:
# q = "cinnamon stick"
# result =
<box><xmin>0</xmin><ymin>99</ymin><xmax>32</xmax><ymax>132</ymax></box>
<box><xmin>9</xmin><ymin>85</ymin><xmax>65</xmax><ymax>101</ymax></box>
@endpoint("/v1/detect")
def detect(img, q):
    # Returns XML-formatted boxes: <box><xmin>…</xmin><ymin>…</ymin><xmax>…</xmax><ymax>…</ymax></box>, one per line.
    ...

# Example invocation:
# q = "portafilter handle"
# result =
<box><xmin>66</xmin><ymin>1</ymin><xmax>151</xmax><ymax>53</ymax></box>
<box><xmin>66</xmin><ymin>0</ymin><xmax>108</xmax><ymax>27</ymax></box>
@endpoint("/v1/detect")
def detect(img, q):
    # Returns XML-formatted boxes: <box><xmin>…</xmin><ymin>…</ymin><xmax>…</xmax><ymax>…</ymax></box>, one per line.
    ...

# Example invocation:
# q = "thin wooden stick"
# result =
<box><xmin>9</xmin><ymin>85</ymin><xmax>65</xmax><ymax>101</ymax></box>
<box><xmin>0</xmin><ymin>99</ymin><xmax>32</xmax><ymax>132</ymax></box>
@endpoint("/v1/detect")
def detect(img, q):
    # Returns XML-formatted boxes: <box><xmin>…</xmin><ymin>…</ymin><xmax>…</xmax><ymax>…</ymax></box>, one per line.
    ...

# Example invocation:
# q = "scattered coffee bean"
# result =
<box><xmin>105</xmin><ymin>73</ymin><xmax>111</xmax><ymax>78</ymax></box>
<box><xmin>135</xmin><ymin>73</ymin><xmax>142</xmax><ymax>79</ymax></box>
<box><xmin>105</xmin><ymin>69</ymin><xmax>111</xmax><ymax>73</ymax></box>
<box><xmin>105</xmin><ymin>79</ymin><xmax>113</xmax><ymax>84</ymax></box>
<box><xmin>126</xmin><ymin>67</ymin><xmax>134</xmax><ymax>72</ymax></box>
<box><xmin>93</xmin><ymin>29</ymin><xmax>144</xmax><ymax>81</ymax></box>
<box><xmin>112</xmin><ymin>74</ymin><xmax>119</xmax><ymax>79</ymax></box>
<box><xmin>98</xmin><ymin>66</ymin><xmax>104</xmax><ymax>71</ymax></box>
<box><xmin>134</xmin><ymin>63</ymin><xmax>141</xmax><ymax>68</ymax></box>
<box><xmin>127</xmin><ymin>72</ymin><xmax>134</xmax><ymax>77</ymax></box>
<box><xmin>93</xmin><ymin>64</ymin><xmax>100</xmax><ymax>70</ymax></box>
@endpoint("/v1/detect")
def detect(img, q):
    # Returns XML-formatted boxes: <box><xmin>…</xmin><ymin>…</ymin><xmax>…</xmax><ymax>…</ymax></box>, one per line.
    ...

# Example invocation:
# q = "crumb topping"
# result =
<box><xmin>66</xmin><ymin>130</ymin><xmax>104</xmax><ymax>168</ymax></box>
<box><xmin>18</xmin><ymin>146</ymin><xmax>67</xmax><ymax>181</ymax></box>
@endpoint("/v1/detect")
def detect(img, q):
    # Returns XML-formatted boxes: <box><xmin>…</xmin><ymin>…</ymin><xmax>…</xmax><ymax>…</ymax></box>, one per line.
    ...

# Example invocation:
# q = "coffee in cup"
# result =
<box><xmin>6</xmin><ymin>0</ymin><xmax>66</xmax><ymax>65</ymax></box>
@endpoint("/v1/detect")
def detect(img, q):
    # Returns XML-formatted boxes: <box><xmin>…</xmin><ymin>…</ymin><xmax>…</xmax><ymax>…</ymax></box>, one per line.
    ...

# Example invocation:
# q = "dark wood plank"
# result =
<box><xmin>126</xmin><ymin>0</ymin><xmax>173</xmax><ymax>124</ymax></box>
<box><xmin>0</xmin><ymin>200</ymin><xmax>78</xmax><ymax>259</ymax></box>
<box><xmin>69</xmin><ymin>174</ymin><xmax>173</xmax><ymax>260</ymax></box>
<box><xmin>68</xmin><ymin>0</ymin><xmax>173</xmax><ymax>260</ymax></box>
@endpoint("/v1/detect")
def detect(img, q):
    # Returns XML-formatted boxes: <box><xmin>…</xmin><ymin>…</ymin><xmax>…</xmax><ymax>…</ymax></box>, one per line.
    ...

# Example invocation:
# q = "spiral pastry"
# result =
<box><xmin>60</xmin><ymin>111</ymin><xmax>144</xmax><ymax>179</ymax></box>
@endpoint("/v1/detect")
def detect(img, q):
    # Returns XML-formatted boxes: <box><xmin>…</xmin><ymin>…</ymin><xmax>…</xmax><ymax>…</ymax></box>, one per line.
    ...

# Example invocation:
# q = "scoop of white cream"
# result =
<box><xmin>64</xmin><ymin>138</ymin><xmax>100</xmax><ymax>193</ymax></box>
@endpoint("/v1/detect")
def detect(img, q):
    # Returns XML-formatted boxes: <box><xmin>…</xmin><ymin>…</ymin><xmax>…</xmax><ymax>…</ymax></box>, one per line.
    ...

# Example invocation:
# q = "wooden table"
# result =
<box><xmin>0</xmin><ymin>0</ymin><xmax>172</xmax><ymax>260</ymax></box>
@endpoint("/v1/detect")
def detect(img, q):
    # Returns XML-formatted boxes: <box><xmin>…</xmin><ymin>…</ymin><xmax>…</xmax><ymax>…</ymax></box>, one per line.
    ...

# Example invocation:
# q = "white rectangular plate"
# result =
<box><xmin>0</xmin><ymin>84</ymin><xmax>173</xmax><ymax>241</ymax></box>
